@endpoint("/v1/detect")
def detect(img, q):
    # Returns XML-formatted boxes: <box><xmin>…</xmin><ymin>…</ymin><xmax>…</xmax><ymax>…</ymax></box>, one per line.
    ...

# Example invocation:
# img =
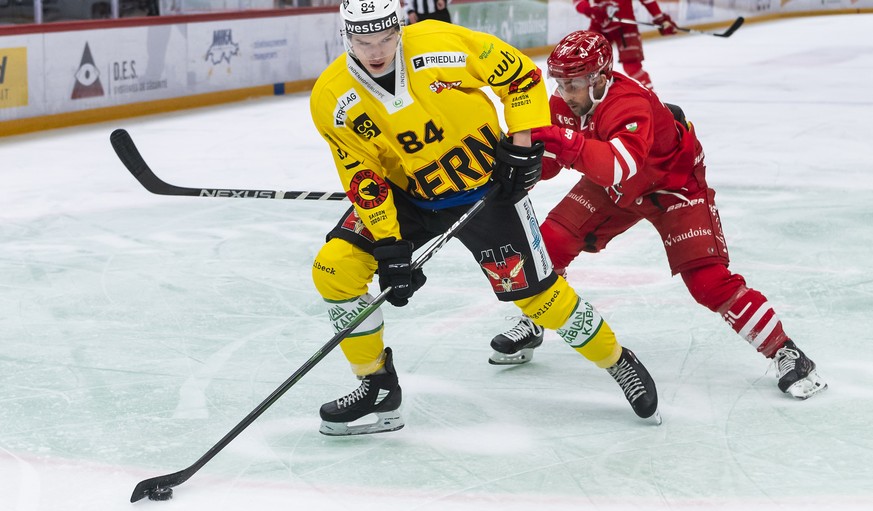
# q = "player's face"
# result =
<box><xmin>349</xmin><ymin>29</ymin><xmax>400</xmax><ymax>76</ymax></box>
<box><xmin>555</xmin><ymin>76</ymin><xmax>596</xmax><ymax>117</ymax></box>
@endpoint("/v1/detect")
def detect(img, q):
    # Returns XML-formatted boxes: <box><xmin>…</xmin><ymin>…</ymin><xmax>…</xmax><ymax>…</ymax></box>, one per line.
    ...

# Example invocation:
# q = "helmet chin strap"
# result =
<box><xmin>585</xmin><ymin>76</ymin><xmax>613</xmax><ymax>117</ymax></box>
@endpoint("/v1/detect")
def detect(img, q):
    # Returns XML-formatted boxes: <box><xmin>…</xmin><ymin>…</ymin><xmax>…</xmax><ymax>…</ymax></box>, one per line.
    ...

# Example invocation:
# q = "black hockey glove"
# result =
<box><xmin>373</xmin><ymin>238</ymin><xmax>427</xmax><ymax>307</ymax></box>
<box><xmin>490</xmin><ymin>137</ymin><xmax>545</xmax><ymax>201</ymax></box>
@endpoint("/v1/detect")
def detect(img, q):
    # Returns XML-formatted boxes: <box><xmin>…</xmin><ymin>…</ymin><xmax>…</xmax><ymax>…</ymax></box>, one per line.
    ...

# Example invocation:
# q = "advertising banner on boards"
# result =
<box><xmin>42</xmin><ymin>24</ymin><xmax>188</xmax><ymax>113</ymax></box>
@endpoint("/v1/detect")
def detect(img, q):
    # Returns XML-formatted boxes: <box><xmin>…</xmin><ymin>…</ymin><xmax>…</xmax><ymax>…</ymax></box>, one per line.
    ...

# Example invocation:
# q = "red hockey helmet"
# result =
<box><xmin>547</xmin><ymin>31</ymin><xmax>614</xmax><ymax>80</ymax></box>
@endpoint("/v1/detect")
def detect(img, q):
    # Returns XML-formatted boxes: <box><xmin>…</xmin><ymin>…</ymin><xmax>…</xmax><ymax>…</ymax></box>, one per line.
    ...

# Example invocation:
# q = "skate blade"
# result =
<box><xmin>319</xmin><ymin>411</ymin><xmax>405</xmax><ymax>436</ymax></box>
<box><xmin>645</xmin><ymin>409</ymin><xmax>663</xmax><ymax>426</ymax></box>
<box><xmin>786</xmin><ymin>370</ymin><xmax>828</xmax><ymax>400</ymax></box>
<box><xmin>488</xmin><ymin>348</ymin><xmax>535</xmax><ymax>365</ymax></box>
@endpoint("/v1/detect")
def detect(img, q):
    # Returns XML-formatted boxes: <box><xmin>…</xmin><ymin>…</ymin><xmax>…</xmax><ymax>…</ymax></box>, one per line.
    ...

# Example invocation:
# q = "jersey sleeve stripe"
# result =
<box><xmin>612</xmin><ymin>158</ymin><xmax>622</xmax><ymax>186</ymax></box>
<box><xmin>610</xmin><ymin>138</ymin><xmax>637</xmax><ymax>182</ymax></box>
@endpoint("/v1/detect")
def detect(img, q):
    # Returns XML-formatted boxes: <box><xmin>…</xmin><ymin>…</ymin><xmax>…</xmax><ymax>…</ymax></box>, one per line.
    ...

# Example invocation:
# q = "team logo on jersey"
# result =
<box><xmin>351</xmin><ymin>112</ymin><xmax>381</xmax><ymax>140</ymax></box>
<box><xmin>508</xmin><ymin>68</ymin><xmax>541</xmax><ymax>94</ymax></box>
<box><xmin>411</xmin><ymin>52</ymin><xmax>467</xmax><ymax>71</ymax></box>
<box><xmin>339</xmin><ymin>208</ymin><xmax>375</xmax><ymax>241</ymax></box>
<box><xmin>429</xmin><ymin>80</ymin><xmax>462</xmax><ymax>93</ymax></box>
<box><xmin>479</xmin><ymin>245</ymin><xmax>529</xmax><ymax>293</ymax></box>
<box><xmin>625</xmin><ymin>122</ymin><xmax>638</xmax><ymax>132</ymax></box>
<box><xmin>348</xmin><ymin>169</ymin><xmax>389</xmax><ymax>210</ymax></box>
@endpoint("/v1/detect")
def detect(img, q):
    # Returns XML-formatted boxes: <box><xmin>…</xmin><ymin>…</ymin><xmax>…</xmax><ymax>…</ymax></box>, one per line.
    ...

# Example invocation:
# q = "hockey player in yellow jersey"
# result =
<box><xmin>310</xmin><ymin>0</ymin><xmax>661</xmax><ymax>436</ymax></box>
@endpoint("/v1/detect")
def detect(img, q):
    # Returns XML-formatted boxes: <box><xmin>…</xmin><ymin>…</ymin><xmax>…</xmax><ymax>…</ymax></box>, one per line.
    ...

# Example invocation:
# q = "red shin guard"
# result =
<box><xmin>682</xmin><ymin>265</ymin><xmax>788</xmax><ymax>357</ymax></box>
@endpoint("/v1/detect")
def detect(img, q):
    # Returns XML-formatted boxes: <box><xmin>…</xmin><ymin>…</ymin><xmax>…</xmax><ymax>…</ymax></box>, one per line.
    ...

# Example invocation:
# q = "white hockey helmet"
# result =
<box><xmin>341</xmin><ymin>0</ymin><xmax>402</xmax><ymax>38</ymax></box>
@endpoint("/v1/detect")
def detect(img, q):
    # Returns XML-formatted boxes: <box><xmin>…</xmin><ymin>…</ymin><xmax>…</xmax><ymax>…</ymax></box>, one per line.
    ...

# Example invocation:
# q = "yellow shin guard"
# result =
<box><xmin>515</xmin><ymin>278</ymin><xmax>622</xmax><ymax>368</ymax></box>
<box><xmin>314</xmin><ymin>239</ymin><xmax>385</xmax><ymax>376</ymax></box>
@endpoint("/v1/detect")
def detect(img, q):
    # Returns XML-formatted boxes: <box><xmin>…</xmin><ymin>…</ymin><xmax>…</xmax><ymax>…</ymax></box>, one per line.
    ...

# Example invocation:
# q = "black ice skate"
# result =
<box><xmin>773</xmin><ymin>340</ymin><xmax>827</xmax><ymax>399</ymax></box>
<box><xmin>606</xmin><ymin>347</ymin><xmax>661</xmax><ymax>424</ymax></box>
<box><xmin>319</xmin><ymin>347</ymin><xmax>404</xmax><ymax>436</ymax></box>
<box><xmin>489</xmin><ymin>316</ymin><xmax>544</xmax><ymax>365</ymax></box>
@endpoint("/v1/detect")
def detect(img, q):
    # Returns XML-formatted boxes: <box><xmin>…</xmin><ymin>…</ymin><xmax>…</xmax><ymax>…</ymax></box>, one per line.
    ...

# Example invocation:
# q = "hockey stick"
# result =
<box><xmin>110</xmin><ymin>129</ymin><xmax>347</xmax><ymax>201</ymax></box>
<box><xmin>614</xmin><ymin>16</ymin><xmax>744</xmax><ymax>38</ymax></box>
<box><xmin>129</xmin><ymin>184</ymin><xmax>501</xmax><ymax>503</ymax></box>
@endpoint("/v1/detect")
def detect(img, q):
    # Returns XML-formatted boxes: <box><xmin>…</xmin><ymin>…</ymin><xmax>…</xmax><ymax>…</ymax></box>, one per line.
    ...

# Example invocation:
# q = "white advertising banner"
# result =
<box><xmin>160</xmin><ymin>0</ymin><xmax>275</xmax><ymax>15</ymax></box>
<box><xmin>3</xmin><ymin>4</ymin><xmax>873</xmax><ymax>127</ymax></box>
<box><xmin>187</xmin><ymin>16</ymin><xmax>301</xmax><ymax>93</ymax></box>
<box><xmin>42</xmin><ymin>24</ymin><xmax>188</xmax><ymax>114</ymax></box>
<box><xmin>296</xmin><ymin>11</ymin><xmax>345</xmax><ymax>78</ymax></box>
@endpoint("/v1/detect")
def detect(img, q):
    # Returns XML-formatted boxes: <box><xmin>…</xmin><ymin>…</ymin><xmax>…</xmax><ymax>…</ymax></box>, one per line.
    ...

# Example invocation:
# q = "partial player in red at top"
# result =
<box><xmin>572</xmin><ymin>0</ymin><xmax>677</xmax><ymax>89</ymax></box>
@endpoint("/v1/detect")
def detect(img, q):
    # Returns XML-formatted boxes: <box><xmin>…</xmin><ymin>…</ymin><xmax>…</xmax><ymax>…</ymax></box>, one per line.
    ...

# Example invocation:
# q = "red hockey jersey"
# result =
<box><xmin>546</xmin><ymin>73</ymin><xmax>705</xmax><ymax>207</ymax></box>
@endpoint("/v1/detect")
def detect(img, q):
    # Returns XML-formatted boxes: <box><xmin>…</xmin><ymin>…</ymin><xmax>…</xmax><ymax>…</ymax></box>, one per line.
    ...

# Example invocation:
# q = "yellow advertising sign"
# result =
<box><xmin>0</xmin><ymin>47</ymin><xmax>29</xmax><ymax>109</ymax></box>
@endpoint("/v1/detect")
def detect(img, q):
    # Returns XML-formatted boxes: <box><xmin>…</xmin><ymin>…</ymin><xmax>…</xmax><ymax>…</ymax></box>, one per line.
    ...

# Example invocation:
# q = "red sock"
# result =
<box><xmin>719</xmin><ymin>287</ymin><xmax>788</xmax><ymax>358</ymax></box>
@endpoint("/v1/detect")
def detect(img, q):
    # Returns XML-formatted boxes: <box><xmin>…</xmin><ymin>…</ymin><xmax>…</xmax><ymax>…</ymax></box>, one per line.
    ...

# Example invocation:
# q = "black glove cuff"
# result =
<box><xmin>496</xmin><ymin>138</ymin><xmax>545</xmax><ymax>167</ymax></box>
<box><xmin>373</xmin><ymin>238</ymin><xmax>413</xmax><ymax>260</ymax></box>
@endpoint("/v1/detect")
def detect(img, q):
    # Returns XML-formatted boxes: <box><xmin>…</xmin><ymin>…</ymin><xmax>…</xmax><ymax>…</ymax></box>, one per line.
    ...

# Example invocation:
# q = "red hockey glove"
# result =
<box><xmin>531</xmin><ymin>126</ymin><xmax>585</xmax><ymax>170</ymax></box>
<box><xmin>573</xmin><ymin>0</ymin><xmax>591</xmax><ymax>15</ymax></box>
<box><xmin>588</xmin><ymin>1</ymin><xmax>620</xmax><ymax>30</ymax></box>
<box><xmin>541</xmin><ymin>156</ymin><xmax>562</xmax><ymax>181</ymax></box>
<box><xmin>652</xmin><ymin>13</ymin><xmax>678</xmax><ymax>36</ymax></box>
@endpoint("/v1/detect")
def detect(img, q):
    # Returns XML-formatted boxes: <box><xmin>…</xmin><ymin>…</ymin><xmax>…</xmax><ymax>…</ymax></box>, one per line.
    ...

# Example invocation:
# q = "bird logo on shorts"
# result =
<box><xmin>479</xmin><ymin>245</ymin><xmax>529</xmax><ymax>293</ymax></box>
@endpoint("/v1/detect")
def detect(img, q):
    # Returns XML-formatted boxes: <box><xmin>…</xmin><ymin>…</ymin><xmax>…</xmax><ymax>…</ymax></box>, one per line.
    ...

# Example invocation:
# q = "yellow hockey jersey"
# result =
<box><xmin>310</xmin><ymin>20</ymin><xmax>550</xmax><ymax>241</ymax></box>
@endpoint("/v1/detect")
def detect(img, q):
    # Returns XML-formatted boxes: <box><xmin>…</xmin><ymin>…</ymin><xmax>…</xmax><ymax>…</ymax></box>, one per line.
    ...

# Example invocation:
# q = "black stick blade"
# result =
<box><xmin>717</xmin><ymin>16</ymin><xmax>744</xmax><ymax>37</ymax></box>
<box><xmin>110</xmin><ymin>128</ymin><xmax>179</xmax><ymax>195</ymax></box>
<box><xmin>109</xmin><ymin>129</ymin><xmax>347</xmax><ymax>201</ymax></box>
<box><xmin>130</xmin><ymin>470</ymin><xmax>189</xmax><ymax>503</ymax></box>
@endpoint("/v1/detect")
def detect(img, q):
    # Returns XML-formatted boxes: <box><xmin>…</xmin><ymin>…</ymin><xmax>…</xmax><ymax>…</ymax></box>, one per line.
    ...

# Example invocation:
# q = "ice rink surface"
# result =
<box><xmin>2</xmin><ymin>13</ymin><xmax>872</xmax><ymax>511</ymax></box>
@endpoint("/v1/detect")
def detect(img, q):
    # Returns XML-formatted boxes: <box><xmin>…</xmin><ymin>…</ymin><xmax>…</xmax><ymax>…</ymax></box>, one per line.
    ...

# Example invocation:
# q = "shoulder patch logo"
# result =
<box><xmin>348</xmin><ymin>169</ymin><xmax>390</xmax><ymax>209</ymax></box>
<box><xmin>508</xmin><ymin>68</ymin><xmax>541</xmax><ymax>94</ymax></box>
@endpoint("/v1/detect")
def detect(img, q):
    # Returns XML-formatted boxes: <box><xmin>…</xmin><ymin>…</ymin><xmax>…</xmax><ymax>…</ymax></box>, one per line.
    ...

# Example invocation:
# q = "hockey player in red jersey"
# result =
<box><xmin>573</xmin><ymin>0</ymin><xmax>677</xmax><ymax>89</ymax></box>
<box><xmin>489</xmin><ymin>31</ymin><xmax>827</xmax><ymax>400</ymax></box>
